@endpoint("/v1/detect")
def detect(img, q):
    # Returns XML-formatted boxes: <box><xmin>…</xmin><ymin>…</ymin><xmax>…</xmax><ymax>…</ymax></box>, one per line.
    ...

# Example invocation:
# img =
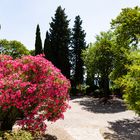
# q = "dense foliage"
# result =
<box><xmin>0</xmin><ymin>39</ymin><xmax>30</xmax><ymax>58</ymax></box>
<box><xmin>2</xmin><ymin>130</ymin><xmax>33</xmax><ymax>140</ymax></box>
<box><xmin>116</xmin><ymin>52</ymin><xmax>140</xmax><ymax>115</ymax></box>
<box><xmin>83</xmin><ymin>32</ymin><xmax>114</xmax><ymax>97</ymax></box>
<box><xmin>0</xmin><ymin>54</ymin><xmax>70</xmax><ymax>133</ymax></box>
<box><xmin>35</xmin><ymin>24</ymin><xmax>42</xmax><ymax>55</ymax></box>
<box><xmin>111</xmin><ymin>6</ymin><xmax>140</xmax><ymax>48</ymax></box>
<box><xmin>71</xmin><ymin>15</ymin><xmax>86</xmax><ymax>86</ymax></box>
<box><xmin>110</xmin><ymin>6</ymin><xmax>140</xmax><ymax>81</ymax></box>
<box><xmin>47</xmin><ymin>6</ymin><xmax>71</xmax><ymax>79</ymax></box>
<box><xmin>44</xmin><ymin>31</ymin><xmax>51</xmax><ymax>59</ymax></box>
<box><xmin>29</xmin><ymin>50</ymin><xmax>35</xmax><ymax>56</ymax></box>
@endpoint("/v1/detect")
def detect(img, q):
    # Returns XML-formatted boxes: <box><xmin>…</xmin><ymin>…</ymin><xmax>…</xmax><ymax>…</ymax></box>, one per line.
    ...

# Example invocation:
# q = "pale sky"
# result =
<box><xmin>0</xmin><ymin>0</ymin><xmax>139</xmax><ymax>50</ymax></box>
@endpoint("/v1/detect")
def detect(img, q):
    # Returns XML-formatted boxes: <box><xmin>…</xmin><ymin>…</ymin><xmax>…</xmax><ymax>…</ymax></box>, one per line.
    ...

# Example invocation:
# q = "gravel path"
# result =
<box><xmin>46</xmin><ymin>97</ymin><xmax>140</xmax><ymax>140</ymax></box>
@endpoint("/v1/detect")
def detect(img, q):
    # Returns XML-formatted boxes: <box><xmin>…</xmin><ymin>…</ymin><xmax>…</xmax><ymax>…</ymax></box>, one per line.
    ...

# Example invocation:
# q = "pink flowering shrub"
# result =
<box><xmin>0</xmin><ymin>54</ymin><xmax>70</xmax><ymax>133</ymax></box>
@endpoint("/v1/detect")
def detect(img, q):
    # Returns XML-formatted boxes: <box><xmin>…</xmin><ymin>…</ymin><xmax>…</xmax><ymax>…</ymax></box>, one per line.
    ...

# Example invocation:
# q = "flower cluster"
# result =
<box><xmin>0</xmin><ymin>54</ymin><xmax>70</xmax><ymax>133</ymax></box>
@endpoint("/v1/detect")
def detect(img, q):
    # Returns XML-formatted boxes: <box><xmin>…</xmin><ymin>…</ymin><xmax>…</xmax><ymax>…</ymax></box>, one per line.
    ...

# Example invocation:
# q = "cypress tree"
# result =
<box><xmin>71</xmin><ymin>15</ymin><xmax>86</xmax><ymax>85</ymax></box>
<box><xmin>49</xmin><ymin>6</ymin><xmax>71</xmax><ymax>79</ymax></box>
<box><xmin>44</xmin><ymin>31</ymin><xmax>52</xmax><ymax>60</ymax></box>
<box><xmin>35</xmin><ymin>24</ymin><xmax>42</xmax><ymax>55</ymax></box>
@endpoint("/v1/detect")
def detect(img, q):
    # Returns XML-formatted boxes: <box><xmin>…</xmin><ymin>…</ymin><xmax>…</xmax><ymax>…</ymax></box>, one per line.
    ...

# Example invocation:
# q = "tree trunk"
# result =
<box><xmin>103</xmin><ymin>76</ymin><xmax>110</xmax><ymax>98</ymax></box>
<box><xmin>99</xmin><ymin>76</ymin><xmax>110</xmax><ymax>98</ymax></box>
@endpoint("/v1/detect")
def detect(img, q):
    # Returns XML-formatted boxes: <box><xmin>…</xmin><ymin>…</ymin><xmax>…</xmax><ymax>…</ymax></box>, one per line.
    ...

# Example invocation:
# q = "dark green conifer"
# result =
<box><xmin>71</xmin><ymin>15</ymin><xmax>86</xmax><ymax>85</ymax></box>
<box><xmin>49</xmin><ymin>6</ymin><xmax>71</xmax><ymax>79</ymax></box>
<box><xmin>35</xmin><ymin>24</ymin><xmax>42</xmax><ymax>55</ymax></box>
<box><xmin>44</xmin><ymin>31</ymin><xmax>52</xmax><ymax>60</ymax></box>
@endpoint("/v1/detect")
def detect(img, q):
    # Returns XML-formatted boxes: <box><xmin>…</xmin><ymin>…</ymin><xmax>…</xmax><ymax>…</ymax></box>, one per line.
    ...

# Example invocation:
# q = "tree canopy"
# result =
<box><xmin>0</xmin><ymin>39</ymin><xmax>30</xmax><ymax>58</ymax></box>
<box><xmin>83</xmin><ymin>31</ymin><xmax>114</xmax><ymax>97</ymax></box>
<box><xmin>110</xmin><ymin>6</ymin><xmax>140</xmax><ymax>82</ymax></box>
<box><xmin>111</xmin><ymin>6</ymin><xmax>140</xmax><ymax>49</ymax></box>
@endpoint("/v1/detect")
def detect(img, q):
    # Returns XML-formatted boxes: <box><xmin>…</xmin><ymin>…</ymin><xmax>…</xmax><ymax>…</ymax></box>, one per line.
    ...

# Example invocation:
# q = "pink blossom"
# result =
<box><xmin>0</xmin><ymin>54</ymin><xmax>71</xmax><ymax>133</ymax></box>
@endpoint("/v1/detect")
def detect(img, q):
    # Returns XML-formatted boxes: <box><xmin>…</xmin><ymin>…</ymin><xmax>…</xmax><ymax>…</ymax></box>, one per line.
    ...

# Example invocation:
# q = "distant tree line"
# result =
<box><xmin>35</xmin><ymin>6</ymin><xmax>86</xmax><ymax>88</ymax></box>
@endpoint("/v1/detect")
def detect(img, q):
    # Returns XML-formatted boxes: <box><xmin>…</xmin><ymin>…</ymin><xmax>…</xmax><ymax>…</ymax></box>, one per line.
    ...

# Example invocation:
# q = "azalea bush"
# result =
<box><xmin>0</xmin><ymin>54</ymin><xmax>70</xmax><ymax>133</ymax></box>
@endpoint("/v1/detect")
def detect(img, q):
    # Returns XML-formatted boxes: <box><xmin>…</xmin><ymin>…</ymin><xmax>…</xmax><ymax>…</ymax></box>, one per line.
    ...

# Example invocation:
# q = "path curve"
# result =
<box><xmin>46</xmin><ymin>97</ymin><xmax>139</xmax><ymax>140</ymax></box>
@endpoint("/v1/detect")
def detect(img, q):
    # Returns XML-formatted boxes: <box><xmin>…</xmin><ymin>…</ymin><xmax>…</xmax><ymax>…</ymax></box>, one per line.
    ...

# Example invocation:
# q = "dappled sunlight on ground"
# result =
<box><xmin>103</xmin><ymin>118</ymin><xmax>140</xmax><ymax>140</ymax></box>
<box><xmin>46</xmin><ymin>96</ymin><xmax>139</xmax><ymax>140</ymax></box>
<box><xmin>73</xmin><ymin>96</ymin><xmax>126</xmax><ymax>113</ymax></box>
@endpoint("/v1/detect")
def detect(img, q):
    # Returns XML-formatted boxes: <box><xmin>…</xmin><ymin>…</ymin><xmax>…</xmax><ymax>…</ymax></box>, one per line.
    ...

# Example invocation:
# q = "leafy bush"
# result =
<box><xmin>116</xmin><ymin>52</ymin><xmax>140</xmax><ymax>115</ymax></box>
<box><xmin>0</xmin><ymin>130</ymin><xmax>58</xmax><ymax>140</ymax></box>
<box><xmin>0</xmin><ymin>54</ymin><xmax>70</xmax><ymax>133</ymax></box>
<box><xmin>76</xmin><ymin>84</ymin><xmax>89</xmax><ymax>94</ymax></box>
<box><xmin>3</xmin><ymin>130</ymin><xmax>33</xmax><ymax>140</ymax></box>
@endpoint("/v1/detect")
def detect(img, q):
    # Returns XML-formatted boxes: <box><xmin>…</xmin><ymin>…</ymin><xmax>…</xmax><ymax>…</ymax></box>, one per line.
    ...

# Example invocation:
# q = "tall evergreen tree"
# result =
<box><xmin>71</xmin><ymin>15</ymin><xmax>86</xmax><ymax>86</ymax></box>
<box><xmin>49</xmin><ymin>6</ymin><xmax>71</xmax><ymax>79</ymax></box>
<box><xmin>44</xmin><ymin>31</ymin><xmax>52</xmax><ymax>59</ymax></box>
<box><xmin>35</xmin><ymin>24</ymin><xmax>42</xmax><ymax>55</ymax></box>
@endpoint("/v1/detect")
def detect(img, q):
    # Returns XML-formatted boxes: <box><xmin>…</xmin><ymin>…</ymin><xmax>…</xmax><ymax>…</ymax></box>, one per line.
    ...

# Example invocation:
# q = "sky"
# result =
<box><xmin>0</xmin><ymin>0</ymin><xmax>139</xmax><ymax>50</ymax></box>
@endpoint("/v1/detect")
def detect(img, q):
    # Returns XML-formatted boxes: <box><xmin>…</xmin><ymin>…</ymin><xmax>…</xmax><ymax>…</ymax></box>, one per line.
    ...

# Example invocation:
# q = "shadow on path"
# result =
<box><xmin>34</xmin><ymin>134</ymin><xmax>57</xmax><ymax>140</ymax></box>
<box><xmin>103</xmin><ymin>118</ymin><xmax>140</xmax><ymax>140</ymax></box>
<box><xmin>74</xmin><ymin>97</ymin><xmax>127</xmax><ymax>113</ymax></box>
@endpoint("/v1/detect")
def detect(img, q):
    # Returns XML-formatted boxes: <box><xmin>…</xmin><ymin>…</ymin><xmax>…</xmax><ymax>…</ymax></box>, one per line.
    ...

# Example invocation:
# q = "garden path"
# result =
<box><xmin>46</xmin><ymin>97</ymin><xmax>140</xmax><ymax>140</ymax></box>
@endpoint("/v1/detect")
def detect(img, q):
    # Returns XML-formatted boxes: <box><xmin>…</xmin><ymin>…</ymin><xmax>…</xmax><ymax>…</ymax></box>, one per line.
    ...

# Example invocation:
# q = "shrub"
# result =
<box><xmin>76</xmin><ymin>84</ymin><xmax>89</xmax><ymax>95</ymax></box>
<box><xmin>115</xmin><ymin>52</ymin><xmax>140</xmax><ymax>115</ymax></box>
<box><xmin>0</xmin><ymin>54</ymin><xmax>70</xmax><ymax>133</ymax></box>
<box><xmin>3</xmin><ymin>130</ymin><xmax>33</xmax><ymax>140</ymax></box>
